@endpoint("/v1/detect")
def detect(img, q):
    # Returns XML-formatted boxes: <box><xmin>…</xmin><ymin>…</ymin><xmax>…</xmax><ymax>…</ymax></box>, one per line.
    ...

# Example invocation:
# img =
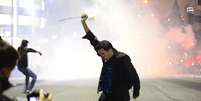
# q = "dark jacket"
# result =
<box><xmin>17</xmin><ymin>47</ymin><xmax>37</xmax><ymax>68</ymax></box>
<box><xmin>84</xmin><ymin>30</ymin><xmax>140</xmax><ymax>101</ymax></box>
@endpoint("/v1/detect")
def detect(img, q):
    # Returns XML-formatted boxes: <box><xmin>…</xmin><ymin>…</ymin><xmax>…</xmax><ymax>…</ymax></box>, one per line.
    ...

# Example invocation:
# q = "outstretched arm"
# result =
<box><xmin>27</xmin><ymin>48</ymin><xmax>42</xmax><ymax>55</ymax></box>
<box><xmin>81</xmin><ymin>14</ymin><xmax>100</xmax><ymax>50</ymax></box>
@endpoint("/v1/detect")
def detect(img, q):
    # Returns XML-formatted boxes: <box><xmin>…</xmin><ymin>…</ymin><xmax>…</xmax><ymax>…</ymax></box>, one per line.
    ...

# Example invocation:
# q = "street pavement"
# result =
<box><xmin>4</xmin><ymin>77</ymin><xmax>201</xmax><ymax>101</ymax></box>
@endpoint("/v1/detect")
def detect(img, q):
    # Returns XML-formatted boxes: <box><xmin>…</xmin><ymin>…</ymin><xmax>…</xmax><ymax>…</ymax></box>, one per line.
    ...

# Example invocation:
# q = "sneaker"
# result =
<box><xmin>24</xmin><ymin>89</ymin><xmax>31</xmax><ymax>94</ymax></box>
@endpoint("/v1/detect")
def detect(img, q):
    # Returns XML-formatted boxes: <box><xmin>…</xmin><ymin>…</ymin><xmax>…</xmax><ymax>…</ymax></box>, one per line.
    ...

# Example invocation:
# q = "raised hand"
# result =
<box><xmin>81</xmin><ymin>14</ymin><xmax>88</xmax><ymax>22</ymax></box>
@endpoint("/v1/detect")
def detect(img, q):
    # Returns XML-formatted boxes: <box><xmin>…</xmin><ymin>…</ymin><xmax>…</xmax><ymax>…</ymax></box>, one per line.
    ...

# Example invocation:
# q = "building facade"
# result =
<box><xmin>0</xmin><ymin>0</ymin><xmax>46</xmax><ymax>42</ymax></box>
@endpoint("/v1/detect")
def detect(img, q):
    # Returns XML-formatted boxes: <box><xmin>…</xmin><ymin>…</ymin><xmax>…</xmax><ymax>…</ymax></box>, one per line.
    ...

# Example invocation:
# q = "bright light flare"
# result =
<box><xmin>144</xmin><ymin>0</ymin><xmax>149</xmax><ymax>4</ymax></box>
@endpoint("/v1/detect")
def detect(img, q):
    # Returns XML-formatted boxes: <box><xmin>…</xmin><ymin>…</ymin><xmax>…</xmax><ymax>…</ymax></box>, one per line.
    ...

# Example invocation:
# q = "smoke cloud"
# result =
<box><xmin>10</xmin><ymin>0</ymin><xmax>198</xmax><ymax>80</ymax></box>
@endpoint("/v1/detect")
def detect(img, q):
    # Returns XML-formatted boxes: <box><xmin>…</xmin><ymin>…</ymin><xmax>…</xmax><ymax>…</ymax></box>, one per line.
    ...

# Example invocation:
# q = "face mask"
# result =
<box><xmin>0</xmin><ymin>76</ymin><xmax>12</xmax><ymax>94</ymax></box>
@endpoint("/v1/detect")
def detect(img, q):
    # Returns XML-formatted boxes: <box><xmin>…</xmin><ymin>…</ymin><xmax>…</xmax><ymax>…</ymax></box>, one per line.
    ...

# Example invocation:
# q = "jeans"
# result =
<box><xmin>18</xmin><ymin>67</ymin><xmax>37</xmax><ymax>91</ymax></box>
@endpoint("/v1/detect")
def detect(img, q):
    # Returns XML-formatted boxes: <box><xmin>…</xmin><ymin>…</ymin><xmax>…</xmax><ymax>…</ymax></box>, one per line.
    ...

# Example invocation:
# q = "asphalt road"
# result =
<box><xmin>4</xmin><ymin>77</ymin><xmax>201</xmax><ymax>101</ymax></box>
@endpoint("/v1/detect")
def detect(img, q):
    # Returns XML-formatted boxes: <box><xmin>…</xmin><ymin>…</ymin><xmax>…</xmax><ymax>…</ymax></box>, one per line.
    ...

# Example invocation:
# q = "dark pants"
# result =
<box><xmin>98</xmin><ymin>92</ymin><xmax>130</xmax><ymax>101</ymax></box>
<box><xmin>18</xmin><ymin>67</ymin><xmax>37</xmax><ymax>91</ymax></box>
<box><xmin>98</xmin><ymin>93</ymin><xmax>112</xmax><ymax>101</ymax></box>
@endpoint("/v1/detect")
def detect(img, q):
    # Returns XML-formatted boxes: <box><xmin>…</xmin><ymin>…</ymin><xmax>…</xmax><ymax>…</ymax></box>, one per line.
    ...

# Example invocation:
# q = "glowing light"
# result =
<box><xmin>167</xmin><ymin>18</ymin><xmax>171</xmax><ymax>22</ymax></box>
<box><xmin>184</xmin><ymin>58</ymin><xmax>195</xmax><ymax>67</ymax></box>
<box><xmin>144</xmin><ymin>0</ymin><xmax>148</xmax><ymax>4</ymax></box>
<box><xmin>183</xmin><ymin>53</ymin><xmax>201</xmax><ymax>68</ymax></box>
<box><xmin>191</xmin><ymin>42</ymin><xmax>195</xmax><ymax>46</ymax></box>
<box><xmin>195</xmin><ymin>54</ymin><xmax>201</xmax><ymax>64</ymax></box>
<box><xmin>151</xmin><ymin>13</ymin><xmax>155</xmax><ymax>17</ymax></box>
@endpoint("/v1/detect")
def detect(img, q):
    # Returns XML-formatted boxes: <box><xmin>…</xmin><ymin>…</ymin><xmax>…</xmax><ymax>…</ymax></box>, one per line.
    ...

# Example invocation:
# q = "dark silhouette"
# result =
<box><xmin>0</xmin><ymin>40</ymin><xmax>19</xmax><ymax>101</ymax></box>
<box><xmin>81</xmin><ymin>14</ymin><xmax>140</xmax><ymax>101</ymax></box>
